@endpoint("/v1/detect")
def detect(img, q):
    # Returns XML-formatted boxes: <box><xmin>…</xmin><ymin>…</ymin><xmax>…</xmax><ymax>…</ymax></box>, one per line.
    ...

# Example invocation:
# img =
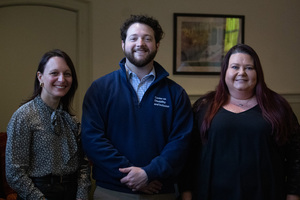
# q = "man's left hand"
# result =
<box><xmin>119</xmin><ymin>167</ymin><xmax>148</xmax><ymax>191</ymax></box>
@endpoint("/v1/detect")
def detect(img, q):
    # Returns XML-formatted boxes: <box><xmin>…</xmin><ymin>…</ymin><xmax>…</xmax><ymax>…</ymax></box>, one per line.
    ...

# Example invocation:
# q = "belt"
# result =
<box><xmin>31</xmin><ymin>173</ymin><xmax>77</xmax><ymax>184</ymax></box>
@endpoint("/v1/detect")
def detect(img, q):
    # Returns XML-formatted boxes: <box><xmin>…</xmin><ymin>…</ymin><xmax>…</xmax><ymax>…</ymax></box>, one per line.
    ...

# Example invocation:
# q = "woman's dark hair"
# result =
<box><xmin>120</xmin><ymin>14</ymin><xmax>164</xmax><ymax>44</ymax></box>
<box><xmin>194</xmin><ymin>44</ymin><xmax>296</xmax><ymax>145</ymax></box>
<box><xmin>23</xmin><ymin>49</ymin><xmax>78</xmax><ymax>114</ymax></box>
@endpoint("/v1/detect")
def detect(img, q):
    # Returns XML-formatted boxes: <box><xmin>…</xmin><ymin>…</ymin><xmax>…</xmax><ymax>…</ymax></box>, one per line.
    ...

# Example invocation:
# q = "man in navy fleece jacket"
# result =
<box><xmin>81</xmin><ymin>14</ymin><xmax>193</xmax><ymax>200</ymax></box>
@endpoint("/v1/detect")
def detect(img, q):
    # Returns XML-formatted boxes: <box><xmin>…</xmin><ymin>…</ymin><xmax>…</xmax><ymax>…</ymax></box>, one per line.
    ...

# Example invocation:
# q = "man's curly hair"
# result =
<box><xmin>120</xmin><ymin>14</ymin><xmax>164</xmax><ymax>44</ymax></box>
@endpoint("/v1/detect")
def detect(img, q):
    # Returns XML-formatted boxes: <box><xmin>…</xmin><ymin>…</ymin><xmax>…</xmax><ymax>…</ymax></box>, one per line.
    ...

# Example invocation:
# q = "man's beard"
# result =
<box><xmin>124</xmin><ymin>48</ymin><xmax>157</xmax><ymax>68</ymax></box>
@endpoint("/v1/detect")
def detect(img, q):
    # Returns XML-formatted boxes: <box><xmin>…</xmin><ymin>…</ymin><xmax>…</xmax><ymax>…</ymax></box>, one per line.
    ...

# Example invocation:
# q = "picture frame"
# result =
<box><xmin>173</xmin><ymin>13</ymin><xmax>245</xmax><ymax>75</ymax></box>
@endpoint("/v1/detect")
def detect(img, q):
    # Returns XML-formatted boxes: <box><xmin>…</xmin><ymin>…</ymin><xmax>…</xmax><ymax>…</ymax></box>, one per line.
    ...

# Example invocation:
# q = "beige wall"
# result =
<box><xmin>90</xmin><ymin>0</ymin><xmax>300</xmax><ymax>93</ymax></box>
<box><xmin>0</xmin><ymin>0</ymin><xmax>90</xmax><ymax>132</ymax></box>
<box><xmin>89</xmin><ymin>0</ymin><xmax>300</xmax><ymax>117</ymax></box>
<box><xmin>1</xmin><ymin>0</ymin><xmax>300</xmax><ymax>132</ymax></box>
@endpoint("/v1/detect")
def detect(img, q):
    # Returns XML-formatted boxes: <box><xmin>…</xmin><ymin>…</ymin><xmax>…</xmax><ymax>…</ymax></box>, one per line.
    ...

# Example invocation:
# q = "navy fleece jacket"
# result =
<box><xmin>81</xmin><ymin>58</ymin><xmax>193</xmax><ymax>193</ymax></box>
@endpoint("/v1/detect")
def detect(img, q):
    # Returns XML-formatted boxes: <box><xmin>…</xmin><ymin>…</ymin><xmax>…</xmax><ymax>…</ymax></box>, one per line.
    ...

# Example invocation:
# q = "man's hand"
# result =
<box><xmin>119</xmin><ymin>167</ymin><xmax>148</xmax><ymax>191</ymax></box>
<box><xmin>286</xmin><ymin>195</ymin><xmax>300</xmax><ymax>200</ymax></box>
<box><xmin>181</xmin><ymin>191</ymin><xmax>192</xmax><ymax>200</ymax></box>
<box><xmin>139</xmin><ymin>180</ymin><xmax>163</xmax><ymax>194</ymax></box>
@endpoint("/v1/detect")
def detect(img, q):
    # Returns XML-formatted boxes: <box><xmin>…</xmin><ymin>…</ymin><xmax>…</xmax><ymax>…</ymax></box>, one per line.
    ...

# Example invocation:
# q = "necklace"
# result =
<box><xmin>234</xmin><ymin>100</ymin><xmax>249</xmax><ymax>107</ymax></box>
<box><xmin>230</xmin><ymin>95</ymin><xmax>257</xmax><ymax>108</ymax></box>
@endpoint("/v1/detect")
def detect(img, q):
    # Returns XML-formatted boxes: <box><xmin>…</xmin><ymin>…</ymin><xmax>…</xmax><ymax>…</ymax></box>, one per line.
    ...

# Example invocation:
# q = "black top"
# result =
<box><xmin>183</xmin><ymin>105</ymin><xmax>300</xmax><ymax>200</ymax></box>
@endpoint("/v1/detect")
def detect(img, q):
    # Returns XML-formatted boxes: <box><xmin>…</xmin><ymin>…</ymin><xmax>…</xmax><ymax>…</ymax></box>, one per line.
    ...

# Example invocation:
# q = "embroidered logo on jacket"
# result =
<box><xmin>154</xmin><ymin>96</ymin><xmax>170</xmax><ymax>108</ymax></box>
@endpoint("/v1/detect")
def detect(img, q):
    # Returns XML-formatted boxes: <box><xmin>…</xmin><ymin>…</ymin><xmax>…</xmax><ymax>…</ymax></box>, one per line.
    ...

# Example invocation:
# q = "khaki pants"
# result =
<box><xmin>93</xmin><ymin>186</ymin><xmax>177</xmax><ymax>200</ymax></box>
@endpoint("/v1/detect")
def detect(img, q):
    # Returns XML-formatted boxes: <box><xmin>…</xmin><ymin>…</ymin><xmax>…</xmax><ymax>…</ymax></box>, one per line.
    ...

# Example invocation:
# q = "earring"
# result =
<box><xmin>40</xmin><ymin>82</ymin><xmax>44</xmax><ymax>87</ymax></box>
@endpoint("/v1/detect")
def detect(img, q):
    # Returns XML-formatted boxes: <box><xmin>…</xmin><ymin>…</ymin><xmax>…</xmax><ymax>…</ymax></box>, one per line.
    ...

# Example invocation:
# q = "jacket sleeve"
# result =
<box><xmin>142</xmin><ymin>89</ymin><xmax>193</xmax><ymax>181</ymax></box>
<box><xmin>81</xmin><ymin>82</ymin><xmax>133</xmax><ymax>179</ymax></box>
<box><xmin>177</xmin><ymin>116</ymin><xmax>202</xmax><ymax>194</ymax></box>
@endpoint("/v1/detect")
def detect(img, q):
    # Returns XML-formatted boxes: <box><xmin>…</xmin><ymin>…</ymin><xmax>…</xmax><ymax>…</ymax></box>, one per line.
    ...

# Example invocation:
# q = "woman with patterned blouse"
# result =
<box><xmin>5</xmin><ymin>49</ymin><xmax>90</xmax><ymax>200</ymax></box>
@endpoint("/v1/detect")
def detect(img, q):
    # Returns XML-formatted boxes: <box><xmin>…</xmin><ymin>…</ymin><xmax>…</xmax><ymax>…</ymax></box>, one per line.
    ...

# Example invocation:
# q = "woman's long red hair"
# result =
<box><xmin>194</xmin><ymin>44</ymin><xmax>296</xmax><ymax>145</ymax></box>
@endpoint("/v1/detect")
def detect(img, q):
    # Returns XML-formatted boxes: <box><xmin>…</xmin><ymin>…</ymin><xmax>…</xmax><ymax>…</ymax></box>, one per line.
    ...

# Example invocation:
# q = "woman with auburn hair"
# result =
<box><xmin>180</xmin><ymin>44</ymin><xmax>300</xmax><ymax>200</ymax></box>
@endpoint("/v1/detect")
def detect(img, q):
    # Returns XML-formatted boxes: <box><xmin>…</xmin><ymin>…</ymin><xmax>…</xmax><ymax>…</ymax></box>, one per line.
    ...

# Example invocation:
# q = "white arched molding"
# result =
<box><xmin>0</xmin><ymin>0</ymin><xmax>91</xmax><ymax>119</ymax></box>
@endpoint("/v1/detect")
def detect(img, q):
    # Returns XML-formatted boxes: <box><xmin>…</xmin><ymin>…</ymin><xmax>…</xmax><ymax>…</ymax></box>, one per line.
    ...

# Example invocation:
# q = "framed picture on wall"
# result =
<box><xmin>173</xmin><ymin>13</ymin><xmax>245</xmax><ymax>75</ymax></box>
